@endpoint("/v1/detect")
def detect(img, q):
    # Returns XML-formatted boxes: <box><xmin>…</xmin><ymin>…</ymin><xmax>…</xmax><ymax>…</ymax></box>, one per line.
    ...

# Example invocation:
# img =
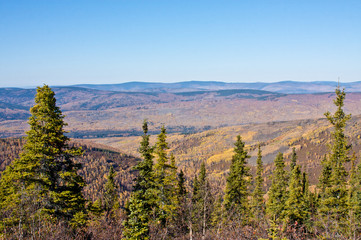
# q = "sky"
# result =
<box><xmin>0</xmin><ymin>0</ymin><xmax>360</xmax><ymax>87</ymax></box>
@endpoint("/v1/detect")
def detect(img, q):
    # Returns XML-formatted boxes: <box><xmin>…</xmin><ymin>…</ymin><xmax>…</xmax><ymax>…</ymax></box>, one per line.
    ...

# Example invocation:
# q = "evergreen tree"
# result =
<box><xmin>302</xmin><ymin>172</ymin><xmax>309</xmax><ymax>197</ymax></box>
<box><xmin>224</xmin><ymin>135</ymin><xmax>251</xmax><ymax>223</ymax></box>
<box><xmin>123</xmin><ymin>195</ymin><xmax>151</xmax><ymax>240</ymax></box>
<box><xmin>176</xmin><ymin>169</ymin><xmax>189</xmax><ymax>235</ymax></box>
<box><xmin>0</xmin><ymin>85</ymin><xmax>85</xmax><ymax>232</ymax></box>
<box><xmin>178</xmin><ymin>169</ymin><xmax>187</xmax><ymax>198</ymax></box>
<box><xmin>103</xmin><ymin>166</ymin><xmax>119</xmax><ymax>215</ymax></box>
<box><xmin>318</xmin><ymin>155</ymin><xmax>332</xmax><ymax>193</ymax></box>
<box><xmin>123</xmin><ymin>120</ymin><xmax>155</xmax><ymax>240</ymax></box>
<box><xmin>163</xmin><ymin>153</ymin><xmax>179</xmax><ymax>224</ymax></box>
<box><xmin>191</xmin><ymin>162</ymin><xmax>214</xmax><ymax>237</ymax></box>
<box><xmin>318</xmin><ymin>87</ymin><xmax>351</xmax><ymax>233</ymax></box>
<box><xmin>284</xmin><ymin>165</ymin><xmax>309</xmax><ymax>225</ymax></box>
<box><xmin>211</xmin><ymin>195</ymin><xmax>223</xmax><ymax>227</ymax></box>
<box><xmin>266</xmin><ymin>152</ymin><xmax>288</xmax><ymax>222</ymax></box>
<box><xmin>89</xmin><ymin>199</ymin><xmax>104</xmax><ymax>217</ymax></box>
<box><xmin>252</xmin><ymin>144</ymin><xmax>265</xmax><ymax>221</ymax></box>
<box><xmin>347</xmin><ymin>154</ymin><xmax>361</xmax><ymax>237</ymax></box>
<box><xmin>290</xmin><ymin>147</ymin><xmax>297</xmax><ymax>171</ymax></box>
<box><xmin>153</xmin><ymin>126</ymin><xmax>178</xmax><ymax>226</ymax></box>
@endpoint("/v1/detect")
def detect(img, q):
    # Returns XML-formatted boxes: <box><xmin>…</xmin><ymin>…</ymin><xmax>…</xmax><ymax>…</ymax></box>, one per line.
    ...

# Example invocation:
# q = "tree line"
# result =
<box><xmin>1</xmin><ymin>85</ymin><xmax>361</xmax><ymax>239</ymax></box>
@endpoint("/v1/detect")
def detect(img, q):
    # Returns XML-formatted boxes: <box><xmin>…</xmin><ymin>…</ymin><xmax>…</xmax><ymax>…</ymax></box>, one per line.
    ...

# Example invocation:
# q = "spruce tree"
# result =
<box><xmin>103</xmin><ymin>166</ymin><xmax>119</xmax><ymax>215</ymax></box>
<box><xmin>162</xmin><ymin>153</ymin><xmax>179</xmax><ymax>224</ymax></box>
<box><xmin>318</xmin><ymin>87</ymin><xmax>351</xmax><ymax>233</ymax></box>
<box><xmin>123</xmin><ymin>120</ymin><xmax>155</xmax><ymax>240</ymax></box>
<box><xmin>284</xmin><ymin>165</ymin><xmax>309</xmax><ymax>225</ymax></box>
<box><xmin>318</xmin><ymin>155</ymin><xmax>332</xmax><ymax>193</ymax></box>
<box><xmin>191</xmin><ymin>162</ymin><xmax>213</xmax><ymax>237</ymax></box>
<box><xmin>153</xmin><ymin>125</ymin><xmax>178</xmax><ymax>226</ymax></box>
<box><xmin>0</xmin><ymin>85</ymin><xmax>86</xmax><ymax>232</ymax></box>
<box><xmin>266</xmin><ymin>152</ymin><xmax>288</xmax><ymax>222</ymax></box>
<box><xmin>347</xmin><ymin>154</ymin><xmax>361</xmax><ymax>237</ymax></box>
<box><xmin>224</xmin><ymin>135</ymin><xmax>251</xmax><ymax>223</ymax></box>
<box><xmin>290</xmin><ymin>147</ymin><xmax>297</xmax><ymax>171</ymax></box>
<box><xmin>176</xmin><ymin>169</ymin><xmax>189</xmax><ymax>235</ymax></box>
<box><xmin>178</xmin><ymin>169</ymin><xmax>187</xmax><ymax>198</ymax></box>
<box><xmin>252</xmin><ymin>144</ymin><xmax>265</xmax><ymax>221</ymax></box>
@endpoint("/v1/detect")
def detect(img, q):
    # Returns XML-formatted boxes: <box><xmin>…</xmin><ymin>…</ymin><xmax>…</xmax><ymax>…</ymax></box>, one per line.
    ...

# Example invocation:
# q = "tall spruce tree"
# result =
<box><xmin>224</xmin><ymin>135</ymin><xmax>251</xmax><ymax>222</ymax></box>
<box><xmin>153</xmin><ymin>125</ymin><xmax>178</xmax><ymax>226</ymax></box>
<box><xmin>252</xmin><ymin>144</ymin><xmax>265</xmax><ymax>221</ymax></box>
<box><xmin>266</xmin><ymin>152</ymin><xmax>288</xmax><ymax>222</ymax></box>
<box><xmin>318</xmin><ymin>87</ymin><xmax>351</xmax><ymax>232</ymax></box>
<box><xmin>0</xmin><ymin>85</ymin><xmax>86</xmax><ymax>232</ymax></box>
<box><xmin>123</xmin><ymin>120</ymin><xmax>155</xmax><ymax>240</ymax></box>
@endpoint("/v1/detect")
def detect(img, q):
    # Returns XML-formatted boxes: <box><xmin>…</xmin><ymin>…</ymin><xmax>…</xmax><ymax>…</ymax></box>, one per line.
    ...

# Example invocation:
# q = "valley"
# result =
<box><xmin>1</xmin><ymin>82</ymin><xmax>361</xmax><ymax>140</ymax></box>
<box><xmin>1</xmin><ymin>82</ymin><xmax>361</xmax><ymax>189</ymax></box>
<box><xmin>1</xmin><ymin>82</ymin><xmax>361</xmax><ymax>239</ymax></box>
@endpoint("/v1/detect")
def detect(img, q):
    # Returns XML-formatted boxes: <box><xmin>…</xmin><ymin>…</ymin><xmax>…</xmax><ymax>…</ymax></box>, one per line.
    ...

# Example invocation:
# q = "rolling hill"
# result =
<box><xmin>91</xmin><ymin>114</ymin><xmax>361</xmax><ymax>191</ymax></box>
<box><xmin>74</xmin><ymin>80</ymin><xmax>361</xmax><ymax>93</ymax></box>
<box><xmin>1</xmin><ymin>84</ymin><xmax>361</xmax><ymax>140</ymax></box>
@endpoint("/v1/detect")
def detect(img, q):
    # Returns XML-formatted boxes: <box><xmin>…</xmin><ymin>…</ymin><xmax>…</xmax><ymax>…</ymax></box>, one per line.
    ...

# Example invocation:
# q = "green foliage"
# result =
<box><xmin>70</xmin><ymin>211</ymin><xmax>87</xmax><ymax>229</ymax></box>
<box><xmin>318</xmin><ymin>87</ymin><xmax>351</xmax><ymax>233</ymax></box>
<box><xmin>103</xmin><ymin>166</ymin><xmax>119</xmax><ymax>215</ymax></box>
<box><xmin>266</xmin><ymin>153</ymin><xmax>288</xmax><ymax>222</ymax></box>
<box><xmin>0</xmin><ymin>85</ymin><xmax>86</xmax><ymax>234</ymax></box>
<box><xmin>175</xmin><ymin>169</ymin><xmax>189</xmax><ymax>234</ymax></box>
<box><xmin>123</xmin><ymin>194</ymin><xmax>150</xmax><ymax>240</ymax></box>
<box><xmin>177</xmin><ymin>169</ymin><xmax>187</xmax><ymax>198</ymax></box>
<box><xmin>191</xmin><ymin>162</ymin><xmax>214</xmax><ymax>234</ymax></box>
<box><xmin>252</xmin><ymin>144</ymin><xmax>265</xmax><ymax>221</ymax></box>
<box><xmin>124</xmin><ymin>123</ymin><xmax>180</xmax><ymax>238</ymax></box>
<box><xmin>318</xmin><ymin>155</ymin><xmax>332</xmax><ymax>192</ymax></box>
<box><xmin>224</xmin><ymin>135</ymin><xmax>251</xmax><ymax>222</ymax></box>
<box><xmin>211</xmin><ymin>195</ymin><xmax>224</xmax><ymax>228</ymax></box>
<box><xmin>123</xmin><ymin>120</ymin><xmax>155</xmax><ymax>240</ymax></box>
<box><xmin>153</xmin><ymin>126</ymin><xmax>179</xmax><ymax>226</ymax></box>
<box><xmin>290</xmin><ymin>147</ymin><xmax>297</xmax><ymax>171</ymax></box>
<box><xmin>262</xmin><ymin>219</ymin><xmax>288</xmax><ymax>240</ymax></box>
<box><xmin>347</xmin><ymin>154</ymin><xmax>361</xmax><ymax>237</ymax></box>
<box><xmin>89</xmin><ymin>199</ymin><xmax>104</xmax><ymax>217</ymax></box>
<box><xmin>162</xmin><ymin>153</ymin><xmax>179</xmax><ymax>225</ymax></box>
<box><xmin>284</xmin><ymin>165</ymin><xmax>309</xmax><ymax>225</ymax></box>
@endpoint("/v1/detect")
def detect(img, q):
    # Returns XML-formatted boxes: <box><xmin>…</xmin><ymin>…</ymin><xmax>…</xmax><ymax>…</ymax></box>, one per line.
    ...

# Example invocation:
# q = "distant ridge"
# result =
<box><xmin>73</xmin><ymin>80</ymin><xmax>361</xmax><ymax>94</ymax></box>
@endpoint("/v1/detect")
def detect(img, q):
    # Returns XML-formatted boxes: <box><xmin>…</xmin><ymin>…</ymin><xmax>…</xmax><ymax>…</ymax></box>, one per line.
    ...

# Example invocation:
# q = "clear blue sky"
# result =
<box><xmin>0</xmin><ymin>0</ymin><xmax>360</xmax><ymax>87</ymax></box>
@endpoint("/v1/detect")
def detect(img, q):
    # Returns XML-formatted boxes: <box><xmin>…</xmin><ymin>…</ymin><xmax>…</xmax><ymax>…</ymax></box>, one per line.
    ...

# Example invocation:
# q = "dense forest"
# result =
<box><xmin>1</xmin><ymin>85</ymin><xmax>361</xmax><ymax>240</ymax></box>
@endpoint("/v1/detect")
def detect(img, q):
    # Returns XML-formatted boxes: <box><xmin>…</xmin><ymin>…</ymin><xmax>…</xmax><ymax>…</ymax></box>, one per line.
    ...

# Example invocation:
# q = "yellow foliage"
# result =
<box><xmin>207</xmin><ymin>148</ymin><xmax>234</xmax><ymax>165</ymax></box>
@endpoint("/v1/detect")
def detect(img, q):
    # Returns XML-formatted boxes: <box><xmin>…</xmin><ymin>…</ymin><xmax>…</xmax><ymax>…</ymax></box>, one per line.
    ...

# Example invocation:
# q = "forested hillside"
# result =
<box><xmin>0</xmin><ymin>138</ymin><xmax>139</xmax><ymax>206</ymax></box>
<box><xmin>1</xmin><ymin>85</ymin><xmax>361</xmax><ymax>239</ymax></box>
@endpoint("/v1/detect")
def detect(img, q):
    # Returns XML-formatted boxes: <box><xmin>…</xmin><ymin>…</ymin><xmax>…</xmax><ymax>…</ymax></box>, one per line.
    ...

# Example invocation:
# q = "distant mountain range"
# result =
<box><xmin>2</xmin><ymin>80</ymin><xmax>361</xmax><ymax>139</ymax></box>
<box><xmin>73</xmin><ymin>80</ymin><xmax>361</xmax><ymax>94</ymax></box>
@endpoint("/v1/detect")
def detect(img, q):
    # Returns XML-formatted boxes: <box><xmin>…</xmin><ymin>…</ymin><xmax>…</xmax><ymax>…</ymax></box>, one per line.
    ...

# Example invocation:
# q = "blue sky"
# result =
<box><xmin>0</xmin><ymin>0</ymin><xmax>360</xmax><ymax>87</ymax></box>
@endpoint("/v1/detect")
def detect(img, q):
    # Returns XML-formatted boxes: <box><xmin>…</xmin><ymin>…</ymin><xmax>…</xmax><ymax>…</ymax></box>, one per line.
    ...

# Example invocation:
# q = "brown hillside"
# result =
<box><xmin>0</xmin><ymin>138</ymin><xmax>139</xmax><ymax>206</ymax></box>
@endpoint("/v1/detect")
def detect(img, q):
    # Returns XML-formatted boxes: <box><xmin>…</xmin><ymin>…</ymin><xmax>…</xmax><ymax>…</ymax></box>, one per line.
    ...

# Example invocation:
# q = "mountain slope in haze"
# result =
<box><xmin>2</xmin><ymin>86</ymin><xmax>361</xmax><ymax>140</ymax></box>
<box><xmin>74</xmin><ymin>80</ymin><xmax>361</xmax><ymax>94</ymax></box>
